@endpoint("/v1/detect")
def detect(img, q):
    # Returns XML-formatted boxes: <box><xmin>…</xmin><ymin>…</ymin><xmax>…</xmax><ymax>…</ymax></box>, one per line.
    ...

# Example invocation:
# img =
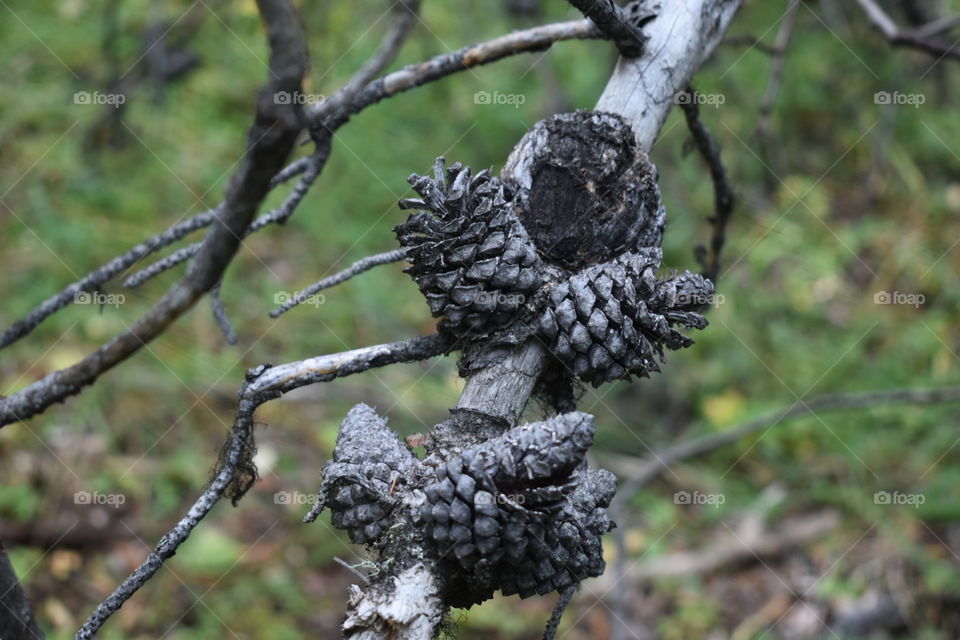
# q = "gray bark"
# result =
<box><xmin>596</xmin><ymin>0</ymin><xmax>742</xmax><ymax>149</ymax></box>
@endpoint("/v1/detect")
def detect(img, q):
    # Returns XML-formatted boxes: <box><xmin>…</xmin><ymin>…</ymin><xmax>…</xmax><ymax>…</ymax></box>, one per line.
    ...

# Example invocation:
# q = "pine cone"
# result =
<box><xmin>538</xmin><ymin>249</ymin><xmax>713</xmax><ymax>386</ymax></box>
<box><xmin>314</xmin><ymin>404</ymin><xmax>417</xmax><ymax>545</ymax></box>
<box><xmin>395</xmin><ymin>158</ymin><xmax>542</xmax><ymax>339</ymax></box>
<box><xmin>420</xmin><ymin>412</ymin><xmax>616</xmax><ymax>605</ymax></box>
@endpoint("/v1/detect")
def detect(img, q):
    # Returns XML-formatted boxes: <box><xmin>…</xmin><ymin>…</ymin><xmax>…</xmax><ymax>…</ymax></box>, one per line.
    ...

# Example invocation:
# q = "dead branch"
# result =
<box><xmin>620</xmin><ymin>511</ymin><xmax>839</xmax><ymax>580</ymax></box>
<box><xmin>613</xmin><ymin>385</ymin><xmax>960</xmax><ymax>503</ymax></box>
<box><xmin>309</xmin><ymin>17</ymin><xmax>605</xmax><ymax>131</ymax></box>
<box><xmin>0</xmin><ymin>151</ymin><xmax>314</xmax><ymax>351</ymax></box>
<box><xmin>855</xmin><ymin>0</ymin><xmax>960</xmax><ymax>61</ymax></box>
<box><xmin>209</xmin><ymin>279</ymin><xmax>237</xmax><ymax>345</ymax></box>
<box><xmin>270</xmin><ymin>248</ymin><xmax>408</xmax><ymax>317</ymax></box>
<box><xmin>0</xmin><ymin>208</ymin><xmax>216</xmax><ymax>350</ymax></box>
<box><xmin>243</xmin><ymin>334</ymin><xmax>449</xmax><ymax>397</ymax></box>
<box><xmin>75</xmin><ymin>334</ymin><xmax>447</xmax><ymax>638</ymax></box>
<box><xmin>309</xmin><ymin>0</ymin><xmax>421</xmax><ymax>127</ymax></box>
<box><xmin>756</xmin><ymin>0</ymin><xmax>800</xmax><ymax>137</ymax></box>
<box><xmin>2</xmin><ymin>16</ymin><xmax>604</xmax><ymax>355</ymax></box>
<box><xmin>122</xmin><ymin>152</ymin><xmax>326</xmax><ymax>289</ymax></box>
<box><xmin>0</xmin><ymin>0</ymin><xmax>307</xmax><ymax>430</ymax></box>
<box><xmin>678</xmin><ymin>87</ymin><xmax>736</xmax><ymax>283</ymax></box>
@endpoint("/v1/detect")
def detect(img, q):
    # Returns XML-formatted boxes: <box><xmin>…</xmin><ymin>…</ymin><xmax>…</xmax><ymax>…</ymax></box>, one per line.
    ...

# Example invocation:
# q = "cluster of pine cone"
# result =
<box><xmin>309</xmin><ymin>405</ymin><xmax>615</xmax><ymax>607</ymax></box>
<box><xmin>395</xmin><ymin>115</ymin><xmax>713</xmax><ymax>387</ymax></box>
<box><xmin>309</xmin><ymin>111</ymin><xmax>716</xmax><ymax>615</ymax></box>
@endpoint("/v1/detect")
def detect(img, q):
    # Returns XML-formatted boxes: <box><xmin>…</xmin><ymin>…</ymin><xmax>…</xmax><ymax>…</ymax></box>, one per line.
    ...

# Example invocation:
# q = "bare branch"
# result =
<box><xmin>309</xmin><ymin>18</ymin><xmax>605</xmax><ymax>130</ymax></box>
<box><xmin>855</xmin><ymin>0</ymin><xmax>960</xmax><ymax>60</ymax></box>
<box><xmin>678</xmin><ymin>87</ymin><xmax>735</xmax><ymax>284</ymax></box>
<box><xmin>310</xmin><ymin>0</ymin><xmax>421</xmax><ymax>126</ymax></box>
<box><xmin>75</xmin><ymin>393</ymin><xmax>258</xmax><ymax>640</ymax></box>
<box><xmin>123</xmin><ymin>151</ymin><xmax>326</xmax><ymax>289</ymax></box>
<box><xmin>913</xmin><ymin>13</ymin><xmax>960</xmax><ymax>39</ymax></box>
<box><xmin>270</xmin><ymin>248</ymin><xmax>408</xmax><ymax>317</ymax></box>
<box><xmin>614</xmin><ymin>385</ymin><xmax>960</xmax><ymax>502</ymax></box>
<box><xmin>596</xmin><ymin>0</ymin><xmax>743</xmax><ymax>149</ymax></box>
<box><xmin>0</xmin><ymin>208</ymin><xmax>216</xmax><ymax>350</ymax></box>
<box><xmin>599</xmin><ymin>511</ymin><xmax>839</xmax><ymax>584</ymax></box>
<box><xmin>756</xmin><ymin>0</ymin><xmax>799</xmax><ymax>135</ymax></box>
<box><xmin>0</xmin><ymin>0</ymin><xmax>308</xmax><ymax>430</ymax></box>
<box><xmin>76</xmin><ymin>333</ymin><xmax>447</xmax><ymax>638</ymax></box>
<box><xmin>566</xmin><ymin>0</ymin><xmax>650</xmax><ymax>58</ymax></box>
<box><xmin>3</xmin><ymin>17</ymin><xmax>601</xmax><ymax>350</ymax></box>
<box><xmin>244</xmin><ymin>333</ymin><xmax>448</xmax><ymax>397</ymax></box>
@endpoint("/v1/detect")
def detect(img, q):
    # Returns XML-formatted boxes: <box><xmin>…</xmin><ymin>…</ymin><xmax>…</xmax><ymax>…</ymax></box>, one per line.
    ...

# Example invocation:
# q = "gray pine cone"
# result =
<box><xmin>395</xmin><ymin>157</ymin><xmax>542</xmax><ymax>339</ymax></box>
<box><xmin>538</xmin><ymin>249</ymin><xmax>713</xmax><ymax>386</ymax></box>
<box><xmin>313</xmin><ymin>404</ymin><xmax>417</xmax><ymax>545</ymax></box>
<box><xmin>421</xmin><ymin>412</ymin><xmax>615</xmax><ymax>605</ymax></box>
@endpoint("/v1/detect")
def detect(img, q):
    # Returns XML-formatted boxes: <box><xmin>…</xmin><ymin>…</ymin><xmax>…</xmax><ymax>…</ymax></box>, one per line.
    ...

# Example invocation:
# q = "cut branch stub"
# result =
<box><xmin>395</xmin><ymin>111</ymin><xmax>711</xmax><ymax>388</ymax></box>
<box><xmin>308</xmin><ymin>405</ymin><xmax>615</xmax><ymax>624</ymax></box>
<box><xmin>502</xmin><ymin>110</ymin><xmax>665</xmax><ymax>270</ymax></box>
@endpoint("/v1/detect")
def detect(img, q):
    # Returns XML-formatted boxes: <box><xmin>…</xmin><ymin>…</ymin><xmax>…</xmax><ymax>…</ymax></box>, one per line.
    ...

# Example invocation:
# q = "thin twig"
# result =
<box><xmin>0</xmin><ymin>208</ymin><xmax>216</xmax><ymax>350</ymax></box>
<box><xmin>913</xmin><ymin>13</ymin><xmax>960</xmax><ymax>39</ymax></box>
<box><xmin>614</xmin><ymin>385</ymin><xmax>960</xmax><ymax>505</ymax></box>
<box><xmin>270</xmin><ymin>248</ymin><xmax>408</xmax><ymax>317</ymax></box>
<box><xmin>855</xmin><ymin>0</ymin><xmax>960</xmax><ymax>60</ymax></box>
<box><xmin>310</xmin><ymin>0</ymin><xmax>421</xmax><ymax>126</ymax></box>
<box><xmin>678</xmin><ymin>87</ymin><xmax>735</xmax><ymax>284</ymax></box>
<box><xmin>75</xmin><ymin>394</ymin><xmax>258</xmax><ymax>640</ymax></box>
<box><xmin>543</xmin><ymin>584</ymin><xmax>577</xmax><ymax>640</ymax></box>
<box><xmin>1</xmin><ymin>148</ymin><xmax>314</xmax><ymax>352</ymax></box>
<box><xmin>269</xmin><ymin>154</ymin><xmax>312</xmax><ymax>187</ymax></box>
<box><xmin>124</xmin><ymin>151</ymin><xmax>327</xmax><ymax>288</ymax></box>
<box><xmin>210</xmin><ymin>280</ymin><xmax>237</xmax><ymax>345</ymax></box>
<box><xmin>757</xmin><ymin>0</ymin><xmax>799</xmax><ymax>133</ymax></box>
<box><xmin>334</xmin><ymin>557</ymin><xmax>371</xmax><ymax>584</ymax></box>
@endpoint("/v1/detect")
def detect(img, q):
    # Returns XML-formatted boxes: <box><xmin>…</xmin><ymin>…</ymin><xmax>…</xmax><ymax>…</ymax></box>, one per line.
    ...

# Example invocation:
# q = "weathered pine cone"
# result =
<box><xmin>421</xmin><ymin>412</ymin><xmax>615</xmax><ymax>606</ymax></box>
<box><xmin>395</xmin><ymin>158</ymin><xmax>542</xmax><ymax>339</ymax></box>
<box><xmin>309</xmin><ymin>405</ymin><xmax>616</xmax><ymax>607</ymax></box>
<box><xmin>314</xmin><ymin>404</ymin><xmax>417</xmax><ymax>545</ymax></box>
<box><xmin>538</xmin><ymin>249</ymin><xmax>713</xmax><ymax>386</ymax></box>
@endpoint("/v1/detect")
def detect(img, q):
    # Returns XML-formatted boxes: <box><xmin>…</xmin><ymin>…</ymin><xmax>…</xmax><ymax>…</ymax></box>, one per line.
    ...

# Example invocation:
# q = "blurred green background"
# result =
<box><xmin>1</xmin><ymin>0</ymin><xmax>959</xmax><ymax>638</ymax></box>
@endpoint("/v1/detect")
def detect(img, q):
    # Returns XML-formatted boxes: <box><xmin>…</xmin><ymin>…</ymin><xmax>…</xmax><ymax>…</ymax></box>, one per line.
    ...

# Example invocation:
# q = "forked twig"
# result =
<box><xmin>75</xmin><ymin>333</ymin><xmax>447</xmax><ymax>638</ymax></box>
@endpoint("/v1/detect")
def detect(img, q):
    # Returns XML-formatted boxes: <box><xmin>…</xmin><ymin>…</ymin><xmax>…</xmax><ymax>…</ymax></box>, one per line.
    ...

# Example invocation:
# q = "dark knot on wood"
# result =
<box><xmin>502</xmin><ymin>110</ymin><xmax>665</xmax><ymax>271</ymax></box>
